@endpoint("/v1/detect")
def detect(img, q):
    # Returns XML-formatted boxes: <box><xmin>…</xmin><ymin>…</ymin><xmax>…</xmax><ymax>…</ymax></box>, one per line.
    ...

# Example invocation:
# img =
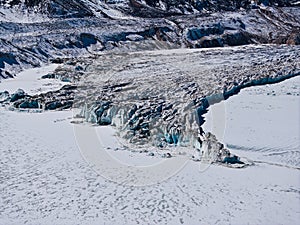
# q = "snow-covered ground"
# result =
<box><xmin>0</xmin><ymin>64</ymin><xmax>65</xmax><ymax>95</ymax></box>
<box><xmin>204</xmin><ymin>76</ymin><xmax>300</xmax><ymax>168</ymax></box>
<box><xmin>0</xmin><ymin>7</ymin><xmax>50</xmax><ymax>23</ymax></box>
<box><xmin>0</xmin><ymin>65</ymin><xmax>299</xmax><ymax>224</ymax></box>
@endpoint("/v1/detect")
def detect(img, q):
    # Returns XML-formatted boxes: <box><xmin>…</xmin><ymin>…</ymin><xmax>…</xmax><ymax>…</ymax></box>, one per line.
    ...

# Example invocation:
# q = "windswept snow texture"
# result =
<box><xmin>0</xmin><ymin>0</ymin><xmax>300</xmax><ymax>224</ymax></box>
<box><xmin>204</xmin><ymin>76</ymin><xmax>300</xmax><ymax>168</ymax></box>
<box><xmin>0</xmin><ymin>78</ymin><xmax>299</xmax><ymax>224</ymax></box>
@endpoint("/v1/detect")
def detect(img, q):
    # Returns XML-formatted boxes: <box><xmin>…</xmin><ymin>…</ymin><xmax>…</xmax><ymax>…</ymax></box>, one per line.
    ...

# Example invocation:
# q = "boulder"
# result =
<box><xmin>222</xmin><ymin>32</ymin><xmax>251</xmax><ymax>46</ymax></box>
<box><xmin>222</xmin><ymin>155</ymin><xmax>244</xmax><ymax>164</ymax></box>
<box><xmin>41</xmin><ymin>73</ymin><xmax>56</xmax><ymax>79</ymax></box>
<box><xmin>286</xmin><ymin>30</ymin><xmax>300</xmax><ymax>45</ymax></box>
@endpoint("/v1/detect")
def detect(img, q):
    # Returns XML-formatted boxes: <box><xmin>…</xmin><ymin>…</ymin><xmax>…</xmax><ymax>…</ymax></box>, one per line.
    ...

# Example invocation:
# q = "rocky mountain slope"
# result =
<box><xmin>1</xmin><ymin>0</ymin><xmax>298</xmax><ymax>17</ymax></box>
<box><xmin>0</xmin><ymin>0</ymin><xmax>299</xmax><ymax>79</ymax></box>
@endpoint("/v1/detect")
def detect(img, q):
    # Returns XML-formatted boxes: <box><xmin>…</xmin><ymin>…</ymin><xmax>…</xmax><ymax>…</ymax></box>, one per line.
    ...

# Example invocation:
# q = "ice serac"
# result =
<box><xmin>68</xmin><ymin>45</ymin><xmax>300</xmax><ymax>155</ymax></box>
<box><xmin>2</xmin><ymin>43</ymin><xmax>299</xmax><ymax>159</ymax></box>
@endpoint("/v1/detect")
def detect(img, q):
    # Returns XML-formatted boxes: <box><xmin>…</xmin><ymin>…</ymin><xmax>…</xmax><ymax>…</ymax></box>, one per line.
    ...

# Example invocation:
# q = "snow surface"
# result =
<box><xmin>0</xmin><ymin>7</ymin><xmax>50</xmax><ymax>23</ymax></box>
<box><xmin>0</xmin><ymin>64</ymin><xmax>299</xmax><ymax>224</ymax></box>
<box><xmin>0</xmin><ymin>64</ymin><xmax>67</xmax><ymax>95</ymax></box>
<box><xmin>204</xmin><ymin>76</ymin><xmax>300</xmax><ymax>168</ymax></box>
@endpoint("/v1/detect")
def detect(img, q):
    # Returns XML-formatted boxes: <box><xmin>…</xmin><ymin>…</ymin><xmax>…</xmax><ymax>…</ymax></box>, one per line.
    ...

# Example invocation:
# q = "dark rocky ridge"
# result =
<box><xmin>1</xmin><ymin>0</ymin><xmax>298</xmax><ymax>16</ymax></box>
<box><xmin>0</xmin><ymin>0</ymin><xmax>299</xmax><ymax>78</ymax></box>
<box><xmin>129</xmin><ymin>0</ymin><xmax>297</xmax><ymax>17</ymax></box>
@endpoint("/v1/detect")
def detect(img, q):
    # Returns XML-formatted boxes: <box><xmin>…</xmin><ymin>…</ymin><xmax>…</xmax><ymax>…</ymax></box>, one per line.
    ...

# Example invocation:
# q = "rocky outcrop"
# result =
<box><xmin>287</xmin><ymin>29</ymin><xmax>300</xmax><ymax>45</ymax></box>
<box><xmin>0</xmin><ymin>0</ymin><xmax>299</xmax><ymax>78</ymax></box>
<box><xmin>128</xmin><ymin>0</ymin><xmax>296</xmax><ymax>16</ymax></box>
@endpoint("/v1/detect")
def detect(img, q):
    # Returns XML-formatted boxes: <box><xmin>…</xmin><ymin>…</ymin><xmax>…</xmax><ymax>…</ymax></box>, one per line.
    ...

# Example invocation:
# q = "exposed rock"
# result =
<box><xmin>0</xmin><ymin>1</ymin><xmax>299</xmax><ymax>78</ymax></box>
<box><xmin>162</xmin><ymin>152</ymin><xmax>172</xmax><ymax>158</ymax></box>
<box><xmin>41</xmin><ymin>73</ymin><xmax>56</xmax><ymax>79</ymax></box>
<box><xmin>286</xmin><ymin>29</ymin><xmax>300</xmax><ymax>45</ymax></box>
<box><xmin>186</xmin><ymin>24</ymin><xmax>224</xmax><ymax>41</ymax></box>
<box><xmin>222</xmin><ymin>32</ymin><xmax>252</xmax><ymax>46</ymax></box>
<box><xmin>222</xmin><ymin>155</ymin><xmax>244</xmax><ymax>164</ymax></box>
